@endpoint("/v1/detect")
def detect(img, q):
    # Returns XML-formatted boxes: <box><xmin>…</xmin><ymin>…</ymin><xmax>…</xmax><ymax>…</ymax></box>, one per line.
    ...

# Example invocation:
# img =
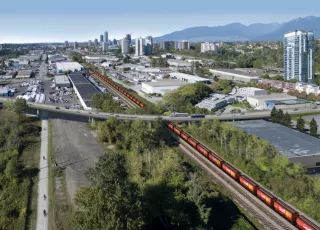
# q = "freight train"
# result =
<box><xmin>168</xmin><ymin>122</ymin><xmax>320</xmax><ymax>230</ymax></box>
<box><xmin>88</xmin><ymin>68</ymin><xmax>146</xmax><ymax>108</ymax></box>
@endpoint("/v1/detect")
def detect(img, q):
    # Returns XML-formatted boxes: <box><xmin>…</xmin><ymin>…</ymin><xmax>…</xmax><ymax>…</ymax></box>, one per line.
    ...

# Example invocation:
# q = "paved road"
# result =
<box><xmin>36</xmin><ymin>119</ymin><xmax>49</xmax><ymax>230</ymax></box>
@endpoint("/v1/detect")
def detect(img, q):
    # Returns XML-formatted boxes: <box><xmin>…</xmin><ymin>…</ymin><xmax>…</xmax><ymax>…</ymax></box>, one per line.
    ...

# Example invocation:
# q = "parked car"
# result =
<box><xmin>56</xmin><ymin>107</ymin><xmax>60</xmax><ymax>110</ymax></box>
<box><xmin>312</xmin><ymin>106</ymin><xmax>317</xmax><ymax>109</ymax></box>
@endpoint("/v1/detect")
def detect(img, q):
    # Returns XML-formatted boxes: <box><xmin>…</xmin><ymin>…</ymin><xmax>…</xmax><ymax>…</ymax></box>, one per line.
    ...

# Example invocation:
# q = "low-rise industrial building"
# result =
<box><xmin>210</xmin><ymin>69</ymin><xmax>260</xmax><ymax>83</ymax></box>
<box><xmin>16</xmin><ymin>70</ymin><xmax>33</xmax><ymax>78</ymax></box>
<box><xmin>54</xmin><ymin>75</ymin><xmax>71</xmax><ymax>88</ymax></box>
<box><xmin>56</xmin><ymin>62</ymin><xmax>84</xmax><ymax>74</ymax></box>
<box><xmin>196</xmin><ymin>93</ymin><xmax>234</xmax><ymax>111</ymax></box>
<box><xmin>0</xmin><ymin>71</ymin><xmax>17</xmax><ymax>79</ymax></box>
<box><xmin>169</xmin><ymin>72</ymin><xmax>211</xmax><ymax>83</ymax></box>
<box><xmin>141</xmin><ymin>80</ymin><xmax>187</xmax><ymax>95</ymax></box>
<box><xmin>233</xmin><ymin>120</ymin><xmax>320</xmax><ymax>169</ymax></box>
<box><xmin>238</xmin><ymin>87</ymin><xmax>267</xmax><ymax>97</ymax></box>
<box><xmin>246</xmin><ymin>93</ymin><xmax>297</xmax><ymax>108</ymax></box>
<box><xmin>68</xmin><ymin>73</ymin><xmax>101</xmax><ymax>110</ymax></box>
<box><xmin>49</xmin><ymin>55</ymin><xmax>67</xmax><ymax>64</ymax></box>
<box><xmin>84</xmin><ymin>55</ymin><xmax>119</xmax><ymax>63</ymax></box>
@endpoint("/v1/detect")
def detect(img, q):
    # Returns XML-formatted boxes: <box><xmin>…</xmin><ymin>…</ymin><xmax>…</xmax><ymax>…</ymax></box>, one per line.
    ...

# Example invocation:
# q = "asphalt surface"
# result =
<box><xmin>36</xmin><ymin>119</ymin><xmax>49</xmax><ymax>230</ymax></box>
<box><xmin>51</xmin><ymin>119</ymin><xmax>105</xmax><ymax>202</ymax></box>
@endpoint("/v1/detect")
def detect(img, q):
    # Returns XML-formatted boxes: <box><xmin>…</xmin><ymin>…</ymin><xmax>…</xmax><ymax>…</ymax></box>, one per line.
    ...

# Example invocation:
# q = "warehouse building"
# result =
<box><xmin>16</xmin><ymin>70</ymin><xmax>33</xmax><ymax>78</ymax></box>
<box><xmin>210</xmin><ymin>69</ymin><xmax>260</xmax><ymax>83</ymax></box>
<box><xmin>246</xmin><ymin>93</ymin><xmax>298</xmax><ymax>108</ymax></box>
<box><xmin>68</xmin><ymin>73</ymin><xmax>101</xmax><ymax>110</ymax></box>
<box><xmin>169</xmin><ymin>72</ymin><xmax>211</xmax><ymax>84</ymax></box>
<box><xmin>238</xmin><ymin>87</ymin><xmax>267</xmax><ymax>97</ymax></box>
<box><xmin>141</xmin><ymin>80</ymin><xmax>187</xmax><ymax>95</ymax></box>
<box><xmin>0</xmin><ymin>71</ymin><xmax>17</xmax><ymax>79</ymax></box>
<box><xmin>49</xmin><ymin>55</ymin><xmax>67</xmax><ymax>64</ymax></box>
<box><xmin>84</xmin><ymin>55</ymin><xmax>119</xmax><ymax>63</ymax></box>
<box><xmin>167</xmin><ymin>59</ymin><xmax>192</xmax><ymax>67</ymax></box>
<box><xmin>234</xmin><ymin>120</ymin><xmax>320</xmax><ymax>169</ymax></box>
<box><xmin>56</xmin><ymin>62</ymin><xmax>84</xmax><ymax>74</ymax></box>
<box><xmin>54</xmin><ymin>75</ymin><xmax>71</xmax><ymax>88</ymax></box>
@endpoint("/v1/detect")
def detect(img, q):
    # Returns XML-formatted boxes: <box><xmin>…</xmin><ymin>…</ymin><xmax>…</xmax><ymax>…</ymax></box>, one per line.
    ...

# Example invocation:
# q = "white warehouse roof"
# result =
<box><xmin>169</xmin><ymin>72</ymin><xmax>211</xmax><ymax>83</ymax></box>
<box><xmin>54</xmin><ymin>75</ymin><xmax>70</xmax><ymax>85</ymax></box>
<box><xmin>144</xmin><ymin>80</ymin><xmax>187</xmax><ymax>87</ymax></box>
<box><xmin>56</xmin><ymin>62</ymin><xmax>84</xmax><ymax>73</ymax></box>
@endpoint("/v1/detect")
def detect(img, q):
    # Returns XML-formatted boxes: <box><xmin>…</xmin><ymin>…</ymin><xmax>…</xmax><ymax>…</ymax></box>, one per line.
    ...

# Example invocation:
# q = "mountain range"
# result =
<box><xmin>154</xmin><ymin>16</ymin><xmax>320</xmax><ymax>42</ymax></box>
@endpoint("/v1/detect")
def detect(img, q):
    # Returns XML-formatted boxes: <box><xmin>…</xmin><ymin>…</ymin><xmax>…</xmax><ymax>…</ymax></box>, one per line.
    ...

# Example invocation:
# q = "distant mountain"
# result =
<box><xmin>154</xmin><ymin>16</ymin><xmax>320</xmax><ymax>42</ymax></box>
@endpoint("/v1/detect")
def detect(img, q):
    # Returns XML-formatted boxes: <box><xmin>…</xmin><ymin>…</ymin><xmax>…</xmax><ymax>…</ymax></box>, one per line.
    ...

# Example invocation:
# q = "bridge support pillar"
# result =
<box><xmin>37</xmin><ymin>109</ymin><xmax>39</xmax><ymax>117</ymax></box>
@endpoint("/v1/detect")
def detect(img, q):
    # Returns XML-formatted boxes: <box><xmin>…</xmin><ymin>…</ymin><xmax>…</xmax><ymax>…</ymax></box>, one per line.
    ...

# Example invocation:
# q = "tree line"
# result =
<box><xmin>0</xmin><ymin>103</ymin><xmax>41</xmax><ymax>229</ymax></box>
<box><xmin>70</xmin><ymin>118</ymin><xmax>255</xmax><ymax>230</ymax></box>
<box><xmin>185</xmin><ymin>120</ymin><xmax>320</xmax><ymax>222</ymax></box>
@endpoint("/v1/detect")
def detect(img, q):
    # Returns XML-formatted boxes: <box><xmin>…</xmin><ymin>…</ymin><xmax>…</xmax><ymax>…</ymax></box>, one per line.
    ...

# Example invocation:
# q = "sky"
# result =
<box><xmin>0</xmin><ymin>0</ymin><xmax>319</xmax><ymax>43</ymax></box>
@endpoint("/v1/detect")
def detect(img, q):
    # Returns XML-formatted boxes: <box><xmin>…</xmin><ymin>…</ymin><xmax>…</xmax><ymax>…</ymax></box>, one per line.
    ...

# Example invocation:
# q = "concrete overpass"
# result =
<box><xmin>2</xmin><ymin>97</ymin><xmax>320</xmax><ymax>122</ymax></box>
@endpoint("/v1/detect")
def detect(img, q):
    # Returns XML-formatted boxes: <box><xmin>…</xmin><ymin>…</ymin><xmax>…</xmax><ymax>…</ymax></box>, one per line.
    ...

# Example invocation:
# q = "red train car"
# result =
<box><xmin>180</xmin><ymin>132</ymin><xmax>189</xmax><ymax>142</ymax></box>
<box><xmin>296</xmin><ymin>216</ymin><xmax>320</xmax><ymax>230</ymax></box>
<box><xmin>208</xmin><ymin>152</ymin><xmax>224</xmax><ymax>167</ymax></box>
<box><xmin>168</xmin><ymin>123</ymin><xmax>174</xmax><ymax>130</ymax></box>
<box><xmin>239</xmin><ymin>175</ymin><xmax>258</xmax><ymax>195</ymax></box>
<box><xmin>256</xmin><ymin>187</ymin><xmax>276</xmax><ymax>207</ymax></box>
<box><xmin>196</xmin><ymin>144</ymin><xmax>210</xmax><ymax>158</ymax></box>
<box><xmin>173</xmin><ymin>126</ymin><xmax>182</xmax><ymax>136</ymax></box>
<box><xmin>222</xmin><ymin>163</ymin><xmax>240</xmax><ymax>180</ymax></box>
<box><xmin>274</xmin><ymin>200</ymin><xmax>298</xmax><ymax>223</ymax></box>
<box><xmin>187</xmin><ymin>137</ymin><xmax>198</xmax><ymax>148</ymax></box>
<box><xmin>139</xmin><ymin>102</ymin><xmax>145</xmax><ymax>107</ymax></box>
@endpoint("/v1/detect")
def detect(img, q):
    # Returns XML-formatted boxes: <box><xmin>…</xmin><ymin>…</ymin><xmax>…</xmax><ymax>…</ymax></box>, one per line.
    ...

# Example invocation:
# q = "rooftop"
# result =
<box><xmin>211</xmin><ymin>68</ymin><xmax>262</xmax><ymax>78</ymax></box>
<box><xmin>17</xmin><ymin>70</ymin><xmax>33</xmax><ymax>75</ymax></box>
<box><xmin>68</xmin><ymin>74</ymin><xmax>101</xmax><ymax>108</ymax></box>
<box><xmin>144</xmin><ymin>80</ymin><xmax>188</xmax><ymax>87</ymax></box>
<box><xmin>247</xmin><ymin>93</ymin><xmax>297</xmax><ymax>100</ymax></box>
<box><xmin>233</xmin><ymin>120</ymin><xmax>320</xmax><ymax>158</ymax></box>
<box><xmin>169</xmin><ymin>72</ymin><xmax>211</xmax><ymax>82</ymax></box>
<box><xmin>54</xmin><ymin>75</ymin><xmax>70</xmax><ymax>84</ymax></box>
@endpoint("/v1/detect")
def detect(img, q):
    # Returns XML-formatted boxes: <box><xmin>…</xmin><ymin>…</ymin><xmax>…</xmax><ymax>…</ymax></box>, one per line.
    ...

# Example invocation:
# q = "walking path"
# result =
<box><xmin>36</xmin><ymin>119</ymin><xmax>49</xmax><ymax>230</ymax></box>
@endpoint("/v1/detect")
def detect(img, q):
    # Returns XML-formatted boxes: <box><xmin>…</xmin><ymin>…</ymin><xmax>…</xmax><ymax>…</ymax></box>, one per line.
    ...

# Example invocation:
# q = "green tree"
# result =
<box><xmin>14</xmin><ymin>98</ymin><xmax>28</xmax><ymax>112</ymax></box>
<box><xmin>4</xmin><ymin>157</ymin><xmax>18</xmax><ymax>180</ymax></box>
<box><xmin>296</xmin><ymin>116</ymin><xmax>305</xmax><ymax>132</ymax></box>
<box><xmin>310</xmin><ymin>118</ymin><xmax>318</xmax><ymax>137</ymax></box>
<box><xmin>45</xmin><ymin>56</ymin><xmax>48</xmax><ymax>64</ymax></box>
<box><xmin>72</xmin><ymin>152</ymin><xmax>144</xmax><ymax>230</ymax></box>
<box><xmin>283</xmin><ymin>112</ymin><xmax>292</xmax><ymax>127</ymax></box>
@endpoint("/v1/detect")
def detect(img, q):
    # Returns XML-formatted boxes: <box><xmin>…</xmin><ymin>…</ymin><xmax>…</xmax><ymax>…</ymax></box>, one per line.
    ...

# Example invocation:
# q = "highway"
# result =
<box><xmin>1</xmin><ymin>97</ymin><xmax>320</xmax><ymax>122</ymax></box>
<box><xmin>177</xmin><ymin>135</ymin><xmax>297</xmax><ymax>230</ymax></box>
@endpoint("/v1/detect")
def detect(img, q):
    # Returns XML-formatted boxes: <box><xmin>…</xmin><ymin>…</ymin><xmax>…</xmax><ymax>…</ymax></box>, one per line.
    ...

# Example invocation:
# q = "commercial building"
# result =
<box><xmin>284</xmin><ymin>30</ymin><xmax>315</xmax><ymax>82</ymax></box>
<box><xmin>56</xmin><ymin>62</ymin><xmax>84</xmax><ymax>73</ymax></box>
<box><xmin>54</xmin><ymin>75</ymin><xmax>71</xmax><ymax>88</ymax></box>
<box><xmin>169</xmin><ymin>72</ymin><xmax>211</xmax><ymax>83</ymax></box>
<box><xmin>68</xmin><ymin>73</ymin><xmax>101</xmax><ymax>110</ymax></box>
<box><xmin>145</xmin><ymin>36</ymin><xmax>153</xmax><ymax>55</ymax></box>
<box><xmin>94</xmin><ymin>39</ymin><xmax>99</xmax><ymax>46</ymax></box>
<box><xmin>65</xmin><ymin>41</ymin><xmax>69</xmax><ymax>47</ymax></box>
<box><xmin>84</xmin><ymin>55</ymin><xmax>119</xmax><ymax>63</ymax></box>
<box><xmin>125</xmin><ymin>34</ymin><xmax>131</xmax><ymax>44</ymax></box>
<box><xmin>246</xmin><ymin>93</ymin><xmax>303</xmax><ymax>109</ymax></box>
<box><xmin>100</xmin><ymin>34</ymin><xmax>103</xmax><ymax>44</ymax></box>
<box><xmin>135</xmin><ymin>37</ymin><xmax>144</xmax><ymax>56</ymax></box>
<box><xmin>16</xmin><ymin>70</ymin><xmax>33</xmax><ymax>78</ymax></box>
<box><xmin>121</xmin><ymin>38</ymin><xmax>130</xmax><ymax>54</ymax></box>
<box><xmin>238</xmin><ymin>87</ymin><xmax>267</xmax><ymax>97</ymax></box>
<box><xmin>74</xmin><ymin>42</ymin><xmax>78</xmax><ymax>49</ymax></box>
<box><xmin>210</xmin><ymin>69</ymin><xmax>261</xmax><ymax>83</ymax></box>
<box><xmin>48</xmin><ymin>55</ymin><xmax>67</xmax><ymax>64</ymax></box>
<box><xmin>234</xmin><ymin>120</ymin><xmax>320</xmax><ymax>169</ymax></box>
<box><xmin>0</xmin><ymin>71</ymin><xmax>17</xmax><ymax>79</ymax></box>
<box><xmin>196</xmin><ymin>93</ymin><xmax>234</xmax><ymax>111</ymax></box>
<box><xmin>102</xmin><ymin>31</ymin><xmax>109</xmax><ymax>52</ymax></box>
<box><xmin>141</xmin><ymin>80</ymin><xmax>187</xmax><ymax>95</ymax></box>
<box><xmin>113</xmin><ymin>39</ymin><xmax>117</xmax><ymax>45</ymax></box>
<box><xmin>88</xmin><ymin>40</ymin><xmax>92</xmax><ymax>47</ymax></box>
<box><xmin>201</xmin><ymin>42</ymin><xmax>219</xmax><ymax>53</ymax></box>
<box><xmin>177</xmin><ymin>40</ymin><xmax>190</xmax><ymax>50</ymax></box>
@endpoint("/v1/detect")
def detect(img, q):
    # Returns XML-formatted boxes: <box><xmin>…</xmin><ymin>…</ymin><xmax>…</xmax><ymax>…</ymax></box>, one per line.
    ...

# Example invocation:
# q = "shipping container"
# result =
<box><xmin>296</xmin><ymin>216</ymin><xmax>320</xmax><ymax>230</ymax></box>
<box><xmin>239</xmin><ymin>175</ymin><xmax>258</xmax><ymax>195</ymax></box>
<box><xmin>257</xmin><ymin>188</ymin><xmax>276</xmax><ymax>207</ymax></box>
<box><xmin>196</xmin><ymin>144</ymin><xmax>210</xmax><ymax>157</ymax></box>
<box><xmin>180</xmin><ymin>132</ymin><xmax>189</xmax><ymax>141</ymax></box>
<box><xmin>187</xmin><ymin>137</ymin><xmax>198</xmax><ymax>148</ymax></box>
<box><xmin>274</xmin><ymin>200</ymin><xmax>298</xmax><ymax>223</ymax></box>
<box><xmin>208</xmin><ymin>152</ymin><xmax>223</xmax><ymax>167</ymax></box>
<box><xmin>222</xmin><ymin>163</ymin><xmax>240</xmax><ymax>180</ymax></box>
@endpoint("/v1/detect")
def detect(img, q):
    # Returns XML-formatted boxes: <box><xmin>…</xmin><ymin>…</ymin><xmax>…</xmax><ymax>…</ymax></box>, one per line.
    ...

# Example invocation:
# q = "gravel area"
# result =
<box><xmin>51</xmin><ymin>119</ymin><xmax>105</xmax><ymax>202</ymax></box>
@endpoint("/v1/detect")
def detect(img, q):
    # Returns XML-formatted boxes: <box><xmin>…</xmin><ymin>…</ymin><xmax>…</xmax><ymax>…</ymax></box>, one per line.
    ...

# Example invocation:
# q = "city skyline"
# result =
<box><xmin>0</xmin><ymin>0</ymin><xmax>319</xmax><ymax>43</ymax></box>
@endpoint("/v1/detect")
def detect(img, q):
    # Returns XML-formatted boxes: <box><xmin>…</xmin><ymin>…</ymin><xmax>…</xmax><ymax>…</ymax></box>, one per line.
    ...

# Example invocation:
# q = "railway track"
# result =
<box><xmin>89</xmin><ymin>71</ymin><xmax>138</xmax><ymax>109</ymax></box>
<box><xmin>175</xmin><ymin>135</ymin><xmax>297</xmax><ymax>230</ymax></box>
